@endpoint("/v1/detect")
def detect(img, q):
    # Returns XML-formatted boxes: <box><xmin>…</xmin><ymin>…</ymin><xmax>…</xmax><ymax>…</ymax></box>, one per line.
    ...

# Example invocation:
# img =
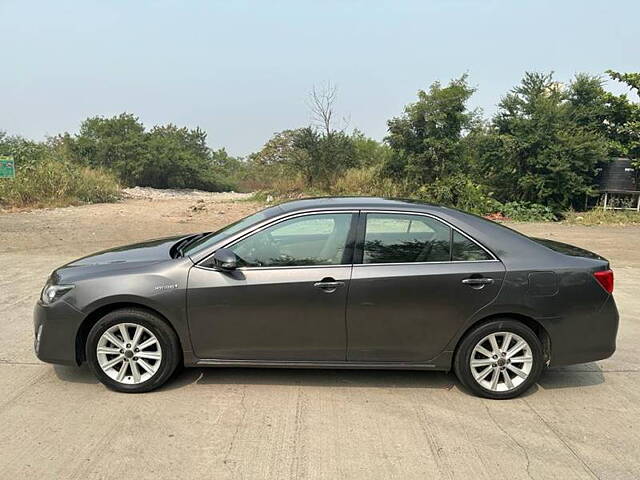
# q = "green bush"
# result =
<box><xmin>413</xmin><ymin>173</ymin><xmax>499</xmax><ymax>215</ymax></box>
<box><xmin>64</xmin><ymin>115</ymin><xmax>239</xmax><ymax>192</ymax></box>
<box><xmin>497</xmin><ymin>201</ymin><xmax>556</xmax><ymax>222</ymax></box>
<box><xmin>0</xmin><ymin>160</ymin><xmax>120</xmax><ymax>208</ymax></box>
<box><xmin>256</xmin><ymin>167</ymin><xmax>558</xmax><ymax>224</ymax></box>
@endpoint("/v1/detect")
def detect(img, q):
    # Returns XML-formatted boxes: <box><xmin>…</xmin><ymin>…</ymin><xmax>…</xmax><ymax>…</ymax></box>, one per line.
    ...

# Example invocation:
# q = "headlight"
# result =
<box><xmin>41</xmin><ymin>284</ymin><xmax>75</xmax><ymax>305</ymax></box>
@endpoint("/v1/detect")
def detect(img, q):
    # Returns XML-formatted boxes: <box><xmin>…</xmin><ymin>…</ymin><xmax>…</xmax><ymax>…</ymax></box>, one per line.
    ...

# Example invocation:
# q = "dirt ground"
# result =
<box><xmin>1</xmin><ymin>193</ymin><xmax>639</xmax><ymax>480</ymax></box>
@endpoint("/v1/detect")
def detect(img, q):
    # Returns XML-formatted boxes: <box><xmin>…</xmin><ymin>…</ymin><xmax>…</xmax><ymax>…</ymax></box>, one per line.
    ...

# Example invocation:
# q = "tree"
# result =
<box><xmin>567</xmin><ymin>72</ymin><xmax>640</xmax><ymax>159</ymax></box>
<box><xmin>305</xmin><ymin>83</ymin><xmax>357</xmax><ymax>187</ymax></box>
<box><xmin>309</xmin><ymin>82</ymin><xmax>339</xmax><ymax>137</ymax></box>
<box><xmin>606</xmin><ymin>70</ymin><xmax>640</xmax><ymax>94</ymax></box>
<box><xmin>0</xmin><ymin>132</ymin><xmax>49</xmax><ymax>171</ymax></box>
<box><xmin>250</xmin><ymin>83</ymin><xmax>358</xmax><ymax>189</ymax></box>
<box><xmin>64</xmin><ymin>114</ymin><xmax>235</xmax><ymax>191</ymax></box>
<box><xmin>143</xmin><ymin>124</ymin><xmax>224</xmax><ymax>190</ymax></box>
<box><xmin>384</xmin><ymin>75</ymin><xmax>478</xmax><ymax>183</ymax></box>
<box><xmin>250</xmin><ymin>129</ymin><xmax>311</xmax><ymax>180</ymax></box>
<box><xmin>351</xmin><ymin>130</ymin><xmax>392</xmax><ymax>168</ymax></box>
<box><xmin>313</xmin><ymin>129</ymin><xmax>357</xmax><ymax>188</ymax></box>
<box><xmin>211</xmin><ymin>148</ymin><xmax>247</xmax><ymax>187</ymax></box>
<box><xmin>250</xmin><ymin>127</ymin><xmax>356</xmax><ymax>189</ymax></box>
<box><xmin>604</xmin><ymin>70</ymin><xmax>640</xmax><ymax>161</ymax></box>
<box><xmin>68</xmin><ymin>113</ymin><xmax>147</xmax><ymax>185</ymax></box>
<box><xmin>477</xmin><ymin>72</ymin><xmax>607</xmax><ymax>211</ymax></box>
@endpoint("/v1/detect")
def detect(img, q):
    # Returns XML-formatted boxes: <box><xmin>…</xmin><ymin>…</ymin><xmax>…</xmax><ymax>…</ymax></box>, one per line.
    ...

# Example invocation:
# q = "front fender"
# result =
<box><xmin>67</xmin><ymin>262</ymin><xmax>193</xmax><ymax>364</ymax></box>
<box><xmin>77</xmin><ymin>292</ymin><xmax>194</xmax><ymax>365</ymax></box>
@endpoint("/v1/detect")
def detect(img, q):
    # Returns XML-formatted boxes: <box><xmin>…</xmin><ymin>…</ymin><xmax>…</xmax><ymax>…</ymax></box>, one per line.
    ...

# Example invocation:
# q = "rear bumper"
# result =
<box><xmin>542</xmin><ymin>295</ymin><xmax>619</xmax><ymax>366</ymax></box>
<box><xmin>34</xmin><ymin>300</ymin><xmax>85</xmax><ymax>366</ymax></box>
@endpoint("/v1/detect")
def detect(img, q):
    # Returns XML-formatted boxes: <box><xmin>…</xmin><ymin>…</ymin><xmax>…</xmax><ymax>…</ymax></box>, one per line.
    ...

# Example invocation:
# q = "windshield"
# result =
<box><xmin>182</xmin><ymin>205</ymin><xmax>282</xmax><ymax>257</ymax></box>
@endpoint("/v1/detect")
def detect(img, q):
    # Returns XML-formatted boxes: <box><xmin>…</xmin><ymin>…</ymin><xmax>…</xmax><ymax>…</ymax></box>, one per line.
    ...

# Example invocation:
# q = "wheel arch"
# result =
<box><xmin>75</xmin><ymin>302</ymin><xmax>184</xmax><ymax>365</ymax></box>
<box><xmin>452</xmin><ymin>313</ymin><xmax>551</xmax><ymax>365</ymax></box>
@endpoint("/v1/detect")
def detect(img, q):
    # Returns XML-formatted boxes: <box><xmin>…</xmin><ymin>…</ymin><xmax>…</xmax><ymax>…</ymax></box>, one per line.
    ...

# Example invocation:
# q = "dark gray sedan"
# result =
<box><xmin>34</xmin><ymin>197</ymin><xmax>618</xmax><ymax>399</ymax></box>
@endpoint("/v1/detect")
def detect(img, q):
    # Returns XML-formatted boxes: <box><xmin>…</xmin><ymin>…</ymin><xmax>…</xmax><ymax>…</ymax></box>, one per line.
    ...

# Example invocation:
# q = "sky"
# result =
<box><xmin>1</xmin><ymin>0</ymin><xmax>638</xmax><ymax>157</ymax></box>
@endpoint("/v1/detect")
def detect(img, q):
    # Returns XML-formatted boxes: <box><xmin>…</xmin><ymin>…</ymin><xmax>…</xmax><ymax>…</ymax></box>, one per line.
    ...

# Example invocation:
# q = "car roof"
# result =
<box><xmin>273</xmin><ymin>196</ymin><xmax>448</xmax><ymax>214</ymax></box>
<box><xmin>193</xmin><ymin>196</ymin><xmax>598</xmax><ymax>271</ymax></box>
<box><xmin>262</xmin><ymin>197</ymin><xmax>563</xmax><ymax>270</ymax></box>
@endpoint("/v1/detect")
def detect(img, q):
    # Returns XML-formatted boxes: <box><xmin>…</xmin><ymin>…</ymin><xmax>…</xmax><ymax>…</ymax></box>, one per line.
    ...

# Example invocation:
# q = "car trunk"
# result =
<box><xmin>530</xmin><ymin>237</ymin><xmax>610</xmax><ymax>267</ymax></box>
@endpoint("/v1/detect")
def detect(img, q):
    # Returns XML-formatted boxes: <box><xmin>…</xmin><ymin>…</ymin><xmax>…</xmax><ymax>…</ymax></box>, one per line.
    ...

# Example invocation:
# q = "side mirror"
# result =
<box><xmin>212</xmin><ymin>248</ymin><xmax>238</xmax><ymax>271</ymax></box>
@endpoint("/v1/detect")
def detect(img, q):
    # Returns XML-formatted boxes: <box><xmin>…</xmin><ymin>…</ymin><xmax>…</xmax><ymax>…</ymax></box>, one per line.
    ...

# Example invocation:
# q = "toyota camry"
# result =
<box><xmin>34</xmin><ymin>197</ymin><xmax>618</xmax><ymax>399</ymax></box>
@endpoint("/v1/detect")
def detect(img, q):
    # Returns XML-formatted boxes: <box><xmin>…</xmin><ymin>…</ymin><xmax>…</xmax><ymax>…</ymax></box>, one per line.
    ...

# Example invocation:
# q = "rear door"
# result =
<box><xmin>346</xmin><ymin>211</ymin><xmax>505</xmax><ymax>362</ymax></box>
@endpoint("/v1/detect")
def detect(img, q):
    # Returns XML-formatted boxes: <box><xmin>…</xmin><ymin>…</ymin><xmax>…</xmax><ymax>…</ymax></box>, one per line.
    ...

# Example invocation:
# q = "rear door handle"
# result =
<box><xmin>462</xmin><ymin>277</ymin><xmax>494</xmax><ymax>289</ymax></box>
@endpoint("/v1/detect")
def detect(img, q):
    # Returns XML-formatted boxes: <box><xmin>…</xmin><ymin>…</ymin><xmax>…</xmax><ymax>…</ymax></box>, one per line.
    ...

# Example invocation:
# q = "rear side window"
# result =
<box><xmin>452</xmin><ymin>230</ymin><xmax>492</xmax><ymax>261</ymax></box>
<box><xmin>363</xmin><ymin>213</ymin><xmax>451</xmax><ymax>264</ymax></box>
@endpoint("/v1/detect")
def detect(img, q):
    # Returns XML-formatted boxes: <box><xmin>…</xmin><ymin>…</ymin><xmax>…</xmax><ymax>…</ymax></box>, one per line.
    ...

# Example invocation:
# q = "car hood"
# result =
<box><xmin>48</xmin><ymin>235</ymin><xmax>193</xmax><ymax>285</ymax></box>
<box><xmin>63</xmin><ymin>235</ymin><xmax>188</xmax><ymax>268</ymax></box>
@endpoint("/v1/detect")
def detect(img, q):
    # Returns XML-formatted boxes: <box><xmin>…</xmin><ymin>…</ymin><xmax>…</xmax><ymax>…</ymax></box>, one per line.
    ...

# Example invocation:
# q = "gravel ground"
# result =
<box><xmin>0</xmin><ymin>197</ymin><xmax>639</xmax><ymax>480</ymax></box>
<box><xmin>121</xmin><ymin>186</ymin><xmax>253</xmax><ymax>201</ymax></box>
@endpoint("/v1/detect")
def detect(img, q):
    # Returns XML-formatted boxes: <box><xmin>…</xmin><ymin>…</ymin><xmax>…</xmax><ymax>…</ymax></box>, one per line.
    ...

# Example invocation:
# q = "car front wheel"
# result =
<box><xmin>86</xmin><ymin>308</ymin><xmax>181</xmax><ymax>393</ymax></box>
<box><xmin>453</xmin><ymin>319</ymin><xmax>544</xmax><ymax>399</ymax></box>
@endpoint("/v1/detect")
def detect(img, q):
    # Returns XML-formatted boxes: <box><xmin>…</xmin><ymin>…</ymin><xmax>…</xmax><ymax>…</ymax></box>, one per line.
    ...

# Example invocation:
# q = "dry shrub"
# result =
<box><xmin>0</xmin><ymin>160</ymin><xmax>121</xmax><ymax>208</ymax></box>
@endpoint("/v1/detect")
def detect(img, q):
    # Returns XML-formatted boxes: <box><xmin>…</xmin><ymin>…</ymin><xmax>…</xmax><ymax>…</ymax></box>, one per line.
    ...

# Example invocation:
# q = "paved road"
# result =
<box><xmin>1</xmin><ymin>200</ymin><xmax>638</xmax><ymax>479</ymax></box>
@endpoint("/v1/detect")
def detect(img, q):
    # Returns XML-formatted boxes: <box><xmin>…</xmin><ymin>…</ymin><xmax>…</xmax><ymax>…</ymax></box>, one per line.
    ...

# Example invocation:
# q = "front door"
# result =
<box><xmin>346</xmin><ymin>212</ymin><xmax>505</xmax><ymax>362</ymax></box>
<box><xmin>187</xmin><ymin>212</ymin><xmax>357</xmax><ymax>361</ymax></box>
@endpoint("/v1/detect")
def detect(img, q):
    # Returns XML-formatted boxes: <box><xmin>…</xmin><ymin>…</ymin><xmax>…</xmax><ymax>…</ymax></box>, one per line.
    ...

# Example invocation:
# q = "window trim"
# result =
<box><xmin>355</xmin><ymin>210</ymin><xmax>498</xmax><ymax>266</ymax></box>
<box><xmin>195</xmin><ymin>208</ymin><xmax>499</xmax><ymax>271</ymax></box>
<box><xmin>196</xmin><ymin>210</ymin><xmax>360</xmax><ymax>271</ymax></box>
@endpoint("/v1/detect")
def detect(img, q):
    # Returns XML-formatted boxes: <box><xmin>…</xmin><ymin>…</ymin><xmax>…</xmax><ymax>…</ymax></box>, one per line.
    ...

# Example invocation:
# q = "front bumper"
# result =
<box><xmin>34</xmin><ymin>299</ymin><xmax>85</xmax><ymax>366</ymax></box>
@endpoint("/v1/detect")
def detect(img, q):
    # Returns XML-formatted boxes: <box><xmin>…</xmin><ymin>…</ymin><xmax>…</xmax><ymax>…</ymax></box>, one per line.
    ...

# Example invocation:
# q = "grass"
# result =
<box><xmin>563</xmin><ymin>209</ymin><xmax>640</xmax><ymax>226</ymax></box>
<box><xmin>0</xmin><ymin>160</ymin><xmax>121</xmax><ymax>209</ymax></box>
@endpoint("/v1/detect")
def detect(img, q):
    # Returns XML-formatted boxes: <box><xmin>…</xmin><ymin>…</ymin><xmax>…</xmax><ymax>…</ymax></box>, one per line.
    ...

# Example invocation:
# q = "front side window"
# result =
<box><xmin>363</xmin><ymin>213</ymin><xmax>451</xmax><ymax>264</ymax></box>
<box><xmin>230</xmin><ymin>213</ymin><xmax>354</xmax><ymax>267</ymax></box>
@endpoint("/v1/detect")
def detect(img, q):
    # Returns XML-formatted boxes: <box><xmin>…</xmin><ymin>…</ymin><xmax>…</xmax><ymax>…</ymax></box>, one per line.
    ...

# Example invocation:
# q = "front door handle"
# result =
<box><xmin>462</xmin><ymin>277</ymin><xmax>494</xmax><ymax>289</ymax></box>
<box><xmin>314</xmin><ymin>278</ymin><xmax>345</xmax><ymax>293</ymax></box>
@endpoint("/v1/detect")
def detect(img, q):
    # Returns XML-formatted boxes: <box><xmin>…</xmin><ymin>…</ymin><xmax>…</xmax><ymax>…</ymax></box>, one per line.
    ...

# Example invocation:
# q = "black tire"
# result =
<box><xmin>86</xmin><ymin>308</ymin><xmax>181</xmax><ymax>393</ymax></box>
<box><xmin>453</xmin><ymin>319</ymin><xmax>544</xmax><ymax>399</ymax></box>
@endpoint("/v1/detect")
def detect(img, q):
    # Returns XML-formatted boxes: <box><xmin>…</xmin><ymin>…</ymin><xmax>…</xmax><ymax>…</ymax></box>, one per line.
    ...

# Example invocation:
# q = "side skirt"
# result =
<box><xmin>194</xmin><ymin>358</ymin><xmax>446</xmax><ymax>371</ymax></box>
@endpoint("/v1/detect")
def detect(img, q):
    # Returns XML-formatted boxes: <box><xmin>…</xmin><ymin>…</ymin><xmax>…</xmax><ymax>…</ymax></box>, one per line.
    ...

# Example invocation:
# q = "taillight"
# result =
<box><xmin>593</xmin><ymin>269</ymin><xmax>614</xmax><ymax>294</ymax></box>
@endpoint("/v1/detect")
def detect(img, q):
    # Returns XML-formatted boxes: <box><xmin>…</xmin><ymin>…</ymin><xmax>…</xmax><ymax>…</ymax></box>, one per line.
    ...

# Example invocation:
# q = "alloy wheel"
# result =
<box><xmin>96</xmin><ymin>322</ymin><xmax>163</xmax><ymax>385</ymax></box>
<box><xmin>469</xmin><ymin>331</ymin><xmax>533</xmax><ymax>392</ymax></box>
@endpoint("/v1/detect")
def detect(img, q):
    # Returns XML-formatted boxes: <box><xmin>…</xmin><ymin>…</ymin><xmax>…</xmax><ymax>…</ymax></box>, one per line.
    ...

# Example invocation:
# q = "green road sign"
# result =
<box><xmin>0</xmin><ymin>157</ymin><xmax>15</xmax><ymax>178</ymax></box>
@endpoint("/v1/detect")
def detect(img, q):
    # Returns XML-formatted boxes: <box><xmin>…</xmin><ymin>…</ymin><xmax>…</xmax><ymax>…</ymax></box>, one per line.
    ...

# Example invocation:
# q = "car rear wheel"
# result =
<box><xmin>453</xmin><ymin>319</ymin><xmax>544</xmax><ymax>399</ymax></box>
<box><xmin>86</xmin><ymin>309</ymin><xmax>181</xmax><ymax>393</ymax></box>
